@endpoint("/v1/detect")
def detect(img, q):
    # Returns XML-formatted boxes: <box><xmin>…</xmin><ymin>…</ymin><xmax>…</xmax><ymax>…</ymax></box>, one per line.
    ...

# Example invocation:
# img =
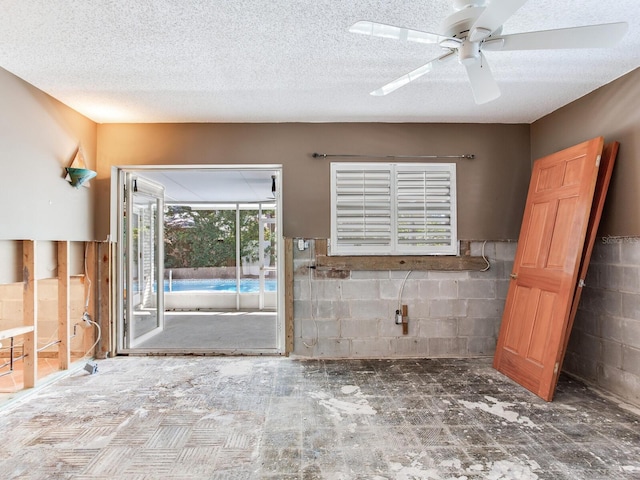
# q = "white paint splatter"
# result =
<box><xmin>485</xmin><ymin>460</ymin><xmax>539</xmax><ymax>480</ymax></box>
<box><xmin>308</xmin><ymin>390</ymin><xmax>377</xmax><ymax>420</ymax></box>
<box><xmin>390</xmin><ymin>452</ymin><xmax>540</xmax><ymax>480</ymax></box>
<box><xmin>622</xmin><ymin>465</ymin><xmax>640</xmax><ymax>472</ymax></box>
<box><xmin>341</xmin><ymin>385</ymin><xmax>360</xmax><ymax>395</ymax></box>
<box><xmin>440</xmin><ymin>459</ymin><xmax>462</xmax><ymax>468</ymax></box>
<box><xmin>458</xmin><ymin>396</ymin><xmax>538</xmax><ymax>428</ymax></box>
<box><xmin>389</xmin><ymin>461</ymin><xmax>445</xmax><ymax>480</ymax></box>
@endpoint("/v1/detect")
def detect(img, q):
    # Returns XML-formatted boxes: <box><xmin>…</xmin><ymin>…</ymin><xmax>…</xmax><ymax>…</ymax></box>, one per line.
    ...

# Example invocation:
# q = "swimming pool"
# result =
<box><xmin>164</xmin><ymin>278</ymin><xmax>277</xmax><ymax>293</ymax></box>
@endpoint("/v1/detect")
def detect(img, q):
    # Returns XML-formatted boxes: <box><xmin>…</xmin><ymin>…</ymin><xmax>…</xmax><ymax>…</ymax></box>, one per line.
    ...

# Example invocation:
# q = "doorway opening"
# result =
<box><xmin>114</xmin><ymin>166</ymin><xmax>284</xmax><ymax>355</ymax></box>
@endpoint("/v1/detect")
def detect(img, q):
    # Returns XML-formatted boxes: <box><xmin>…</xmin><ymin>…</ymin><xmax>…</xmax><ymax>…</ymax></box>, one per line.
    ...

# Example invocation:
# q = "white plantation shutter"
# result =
<box><xmin>331</xmin><ymin>163</ymin><xmax>457</xmax><ymax>255</ymax></box>
<box><xmin>331</xmin><ymin>165</ymin><xmax>393</xmax><ymax>254</ymax></box>
<box><xmin>395</xmin><ymin>164</ymin><xmax>457</xmax><ymax>254</ymax></box>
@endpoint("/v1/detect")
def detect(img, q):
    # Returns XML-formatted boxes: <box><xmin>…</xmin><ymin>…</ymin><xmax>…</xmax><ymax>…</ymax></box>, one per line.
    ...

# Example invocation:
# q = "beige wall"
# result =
<box><xmin>97</xmin><ymin>122</ymin><xmax>530</xmax><ymax>241</ymax></box>
<box><xmin>531</xmin><ymin>67</ymin><xmax>640</xmax><ymax>236</ymax></box>
<box><xmin>0</xmin><ymin>67</ymin><xmax>98</xmax><ymax>242</ymax></box>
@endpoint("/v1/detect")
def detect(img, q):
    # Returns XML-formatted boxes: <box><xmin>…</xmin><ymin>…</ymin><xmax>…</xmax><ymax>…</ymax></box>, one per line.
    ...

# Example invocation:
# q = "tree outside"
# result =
<box><xmin>164</xmin><ymin>206</ymin><xmax>274</xmax><ymax>274</ymax></box>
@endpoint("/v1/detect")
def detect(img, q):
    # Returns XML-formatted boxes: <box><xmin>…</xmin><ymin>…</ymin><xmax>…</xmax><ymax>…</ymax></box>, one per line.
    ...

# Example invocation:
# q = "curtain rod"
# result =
<box><xmin>311</xmin><ymin>153</ymin><xmax>475</xmax><ymax>160</ymax></box>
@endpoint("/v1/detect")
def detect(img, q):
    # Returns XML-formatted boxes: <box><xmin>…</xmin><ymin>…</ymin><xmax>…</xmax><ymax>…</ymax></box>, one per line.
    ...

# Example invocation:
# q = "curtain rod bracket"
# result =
<box><xmin>312</xmin><ymin>153</ymin><xmax>475</xmax><ymax>160</ymax></box>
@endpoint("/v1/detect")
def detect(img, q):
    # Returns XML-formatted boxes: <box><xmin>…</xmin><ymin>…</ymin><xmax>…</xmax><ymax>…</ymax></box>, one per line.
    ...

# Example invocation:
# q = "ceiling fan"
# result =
<box><xmin>349</xmin><ymin>0</ymin><xmax>628</xmax><ymax>104</ymax></box>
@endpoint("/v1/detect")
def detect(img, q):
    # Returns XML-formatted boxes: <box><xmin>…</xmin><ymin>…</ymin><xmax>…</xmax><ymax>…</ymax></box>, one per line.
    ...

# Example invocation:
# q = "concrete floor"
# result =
<box><xmin>135</xmin><ymin>312</ymin><xmax>278</xmax><ymax>351</ymax></box>
<box><xmin>0</xmin><ymin>356</ymin><xmax>639</xmax><ymax>479</ymax></box>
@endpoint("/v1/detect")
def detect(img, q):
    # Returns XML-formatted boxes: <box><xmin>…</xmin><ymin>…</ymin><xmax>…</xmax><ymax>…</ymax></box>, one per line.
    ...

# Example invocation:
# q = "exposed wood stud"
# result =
<box><xmin>284</xmin><ymin>238</ymin><xmax>294</xmax><ymax>355</ymax></box>
<box><xmin>58</xmin><ymin>241</ymin><xmax>71</xmax><ymax>370</ymax></box>
<box><xmin>83</xmin><ymin>242</ymin><xmax>98</xmax><ymax>356</ymax></box>
<box><xmin>97</xmin><ymin>242</ymin><xmax>112</xmax><ymax>358</ymax></box>
<box><xmin>22</xmin><ymin>240</ymin><xmax>37</xmax><ymax>388</ymax></box>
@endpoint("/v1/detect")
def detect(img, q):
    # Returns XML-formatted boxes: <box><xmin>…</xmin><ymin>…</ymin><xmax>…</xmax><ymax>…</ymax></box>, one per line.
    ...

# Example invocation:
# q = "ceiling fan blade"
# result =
<box><xmin>349</xmin><ymin>20</ymin><xmax>457</xmax><ymax>46</ymax></box>
<box><xmin>370</xmin><ymin>51</ymin><xmax>455</xmax><ymax>96</ymax></box>
<box><xmin>482</xmin><ymin>22</ymin><xmax>628</xmax><ymax>51</ymax></box>
<box><xmin>464</xmin><ymin>53</ymin><xmax>500</xmax><ymax>104</ymax></box>
<box><xmin>468</xmin><ymin>0</ymin><xmax>528</xmax><ymax>42</ymax></box>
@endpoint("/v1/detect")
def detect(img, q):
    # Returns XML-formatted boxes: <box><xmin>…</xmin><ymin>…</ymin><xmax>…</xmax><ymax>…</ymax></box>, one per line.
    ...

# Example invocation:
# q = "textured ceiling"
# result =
<box><xmin>1</xmin><ymin>0</ymin><xmax>639</xmax><ymax>124</ymax></box>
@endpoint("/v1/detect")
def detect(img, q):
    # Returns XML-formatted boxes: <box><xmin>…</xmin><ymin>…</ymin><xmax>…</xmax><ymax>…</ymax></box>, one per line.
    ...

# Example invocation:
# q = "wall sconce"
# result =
<box><xmin>65</xmin><ymin>167</ymin><xmax>97</xmax><ymax>188</ymax></box>
<box><xmin>64</xmin><ymin>145</ymin><xmax>97</xmax><ymax>188</ymax></box>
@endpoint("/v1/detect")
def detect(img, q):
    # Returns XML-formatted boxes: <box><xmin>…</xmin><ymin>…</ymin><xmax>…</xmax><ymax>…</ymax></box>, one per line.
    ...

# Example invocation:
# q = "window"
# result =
<box><xmin>330</xmin><ymin>163</ymin><xmax>457</xmax><ymax>255</ymax></box>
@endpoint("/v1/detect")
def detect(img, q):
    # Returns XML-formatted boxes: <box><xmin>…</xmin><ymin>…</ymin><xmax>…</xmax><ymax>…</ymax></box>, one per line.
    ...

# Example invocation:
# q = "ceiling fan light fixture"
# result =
<box><xmin>458</xmin><ymin>40</ymin><xmax>481</xmax><ymax>65</ymax></box>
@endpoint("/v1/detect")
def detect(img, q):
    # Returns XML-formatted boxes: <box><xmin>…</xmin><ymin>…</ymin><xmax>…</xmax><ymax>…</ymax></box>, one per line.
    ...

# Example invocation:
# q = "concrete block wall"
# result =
<box><xmin>292</xmin><ymin>240</ymin><xmax>516</xmax><ymax>358</ymax></box>
<box><xmin>564</xmin><ymin>237</ymin><xmax>640</xmax><ymax>406</ymax></box>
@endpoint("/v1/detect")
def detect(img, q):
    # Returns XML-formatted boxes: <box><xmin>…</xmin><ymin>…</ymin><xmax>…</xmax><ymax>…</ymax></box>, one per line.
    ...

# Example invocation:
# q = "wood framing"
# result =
<box><xmin>84</xmin><ymin>242</ymin><xmax>97</xmax><ymax>356</ymax></box>
<box><xmin>313</xmin><ymin>237</ymin><xmax>486</xmax><ymax>272</ymax></box>
<box><xmin>58</xmin><ymin>241</ymin><xmax>71</xmax><ymax>369</ymax></box>
<box><xmin>97</xmin><ymin>242</ymin><xmax>112</xmax><ymax>358</ymax></box>
<box><xmin>284</xmin><ymin>237</ymin><xmax>294</xmax><ymax>355</ymax></box>
<box><xmin>22</xmin><ymin>240</ymin><xmax>37</xmax><ymax>388</ymax></box>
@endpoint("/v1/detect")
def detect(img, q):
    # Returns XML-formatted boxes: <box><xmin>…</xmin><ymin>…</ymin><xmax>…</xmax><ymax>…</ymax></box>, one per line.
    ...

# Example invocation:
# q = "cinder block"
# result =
<box><xmin>598</xmin><ymin>314</ymin><xmax>622</xmax><ymax>342</ymax></box>
<box><xmin>350</xmin><ymin>271</ymin><xmax>389</xmax><ymax>280</ymax></box>
<box><xmin>298</xmin><ymin>319</ymin><xmax>340</xmax><ymax>339</ymax></box>
<box><xmin>351</xmin><ymin>338</ymin><xmax>393</xmax><ymax>357</ymax></box>
<box><xmin>418</xmin><ymin>318</ymin><xmax>458</xmax><ymax>338</ymax></box>
<box><xmin>458</xmin><ymin>280</ymin><xmax>496</xmax><ymax>299</ymax></box>
<box><xmin>496</xmin><ymin>280</ymin><xmax>510</xmax><ymax>300</ymax></box>
<box><xmin>429</xmin><ymin>299</ymin><xmax>467</xmax><ymax>317</ymax></box>
<box><xmin>313</xmin><ymin>300</ymin><xmax>350</xmax><ymax>320</ymax></box>
<box><xmin>622</xmin><ymin>267</ymin><xmax>640</xmax><ymax>294</ymax></box>
<box><xmin>591</xmin><ymin>241</ymin><xmax>620</xmax><ymax>265</ymax></box>
<box><xmin>564</xmin><ymin>351</ymin><xmax>598</xmax><ymax>381</ymax></box>
<box><xmin>599</xmin><ymin>265</ymin><xmax>624</xmax><ymax>291</ymax></box>
<box><xmin>378</xmin><ymin>316</ymin><xmax>413</xmax><ymax>337</ymax></box>
<box><xmin>470</xmin><ymin>241</ymin><xmax>495</xmax><ymax>259</ymax></box>
<box><xmin>622</xmin><ymin>345</ymin><xmax>640</xmax><ymax>376</ymax></box>
<box><xmin>311</xmin><ymin>281</ymin><xmax>342</xmax><ymax>301</ymax></box>
<box><xmin>293</xmin><ymin>280</ymin><xmax>310</xmax><ymax>301</ymax></box>
<box><xmin>458</xmin><ymin>317</ymin><xmax>499</xmax><ymax>337</ymax></box>
<box><xmin>622</xmin><ymin>292</ymin><xmax>640</xmax><ymax>319</ymax></box>
<box><xmin>620</xmin><ymin>240</ymin><xmax>640</xmax><ymax>265</ymax></box>
<box><xmin>597</xmin><ymin>364</ymin><xmax>640</xmax><ymax>405</ymax></box>
<box><xmin>467</xmin><ymin>337</ymin><xmax>497</xmax><ymax>356</ymax></box>
<box><xmin>408</xmin><ymin>301</ymin><xmax>429</xmax><ymax>319</ymax></box>
<box><xmin>466</xmin><ymin>299</ymin><xmax>503</xmax><ymax>318</ymax></box>
<box><xmin>341</xmin><ymin>280</ymin><xmax>380</xmax><ymax>300</ymax></box>
<box><xmin>418</xmin><ymin>280</ymin><xmax>442</xmax><ymax>299</ymax></box>
<box><xmin>380</xmin><ymin>279</ymin><xmax>419</xmax><ymax>301</ymax></box>
<box><xmin>495</xmin><ymin>241</ymin><xmax>518</xmax><ymax>261</ymax></box>
<box><xmin>572</xmin><ymin>309</ymin><xmax>598</xmax><ymax>336</ymax></box>
<box><xmin>428</xmin><ymin>337</ymin><xmax>467</xmax><ymax>357</ymax></box>
<box><xmin>390</xmin><ymin>271</ymin><xmax>428</xmax><ymax>280</ymax></box>
<box><xmin>601</xmin><ymin>339</ymin><xmax>623</xmax><ymax>369</ymax></box>
<box><xmin>428</xmin><ymin>271</ymin><xmax>470</xmax><ymax>281</ymax></box>
<box><xmin>393</xmin><ymin>337</ymin><xmax>430</xmax><ymax>357</ymax></box>
<box><xmin>307</xmin><ymin>337</ymin><xmax>352</xmax><ymax>358</ymax></box>
<box><xmin>340</xmin><ymin>318</ymin><xmax>379</xmax><ymax>338</ymax></box>
<box><xmin>621</xmin><ymin>319</ymin><xmax>640</xmax><ymax>349</ymax></box>
<box><xmin>349</xmin><ymin>300</ymin><xmax>390</xmax><ymax>320</ymax></box>
<box><xmin>438</xmin><ymin>280</ymin><xmax>458</xmax><ymax>299</ymax></box>
<box><xmin>293</xmin><ymin>300</ymin><xmax>311</xmax><ymax>320</ymax></box>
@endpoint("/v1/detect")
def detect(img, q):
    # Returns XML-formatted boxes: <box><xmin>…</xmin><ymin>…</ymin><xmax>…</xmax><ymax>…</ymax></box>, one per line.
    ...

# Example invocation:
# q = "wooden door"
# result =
<box><xmin>493</xmin><ymin>137</ymin><xmax>604</xmax><ymax>401</ymax></box>
<box><xmin>557</xmin><ymin>142</ymin><xmax>619</xmax><ymax>382</ymax></box>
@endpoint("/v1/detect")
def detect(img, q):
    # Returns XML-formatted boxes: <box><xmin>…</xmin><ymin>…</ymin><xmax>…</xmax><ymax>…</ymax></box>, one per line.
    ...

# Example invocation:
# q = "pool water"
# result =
<box><xmin>164</xmin><ymin>278</ymin><xmax>277</xmax><ymax>293</ymax></box>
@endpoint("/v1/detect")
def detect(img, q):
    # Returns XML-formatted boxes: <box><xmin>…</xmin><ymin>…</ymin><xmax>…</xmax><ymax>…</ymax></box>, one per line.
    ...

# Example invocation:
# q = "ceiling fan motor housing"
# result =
<box><xmin>440</xmin><ymin>5</ymin><xmax>483</xmax><ymax>40</ymax></box>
